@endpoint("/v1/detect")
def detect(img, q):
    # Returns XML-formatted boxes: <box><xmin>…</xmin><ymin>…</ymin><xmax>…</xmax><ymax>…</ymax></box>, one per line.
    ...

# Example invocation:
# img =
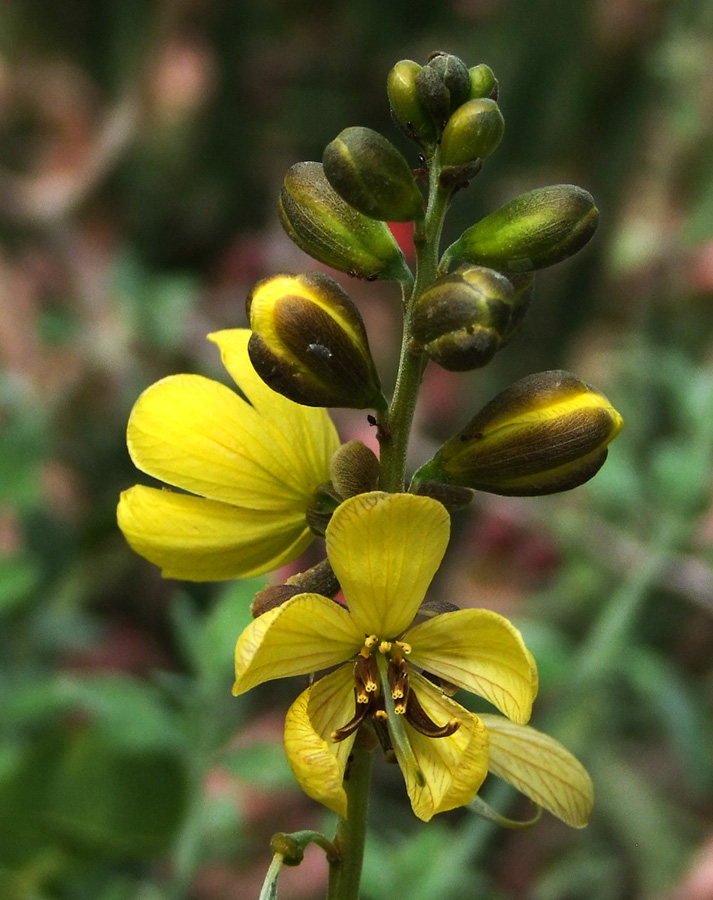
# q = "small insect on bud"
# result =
<box><xmin>247</xmin><ymin>272</ymin><xmax>385</xmax><ymax>410</ymax></box>
<box><xmin>468</xmin><ymin>64</ymin><xmax>498</xmax><ymax>100</ymax></box>
<box><xmin>440</xmin><ymin>99</ymin><xmax>505</xmax><ymax>168</ymax></box>
<box><xmin>279</xmin><ymin>161</ymin><xmax>411</xmax><ymax>282</ymax></box>
<box><xmin>442</xmin><ymin>185</ymin><xmax>599</xmax><ymax>273</ymax></box>
<box><xmin>323</xmin><ymin>126</ymin><xmax>424</xmax><ymax>222</ymax></box>
<box><xmin>387</xmin><ymin>59</ymin><xmax>439</xmax><ymax>147</ymax></box>
<box><xmin>412</xmin><ymin>370</ymin><xmax>623</xmax><ymax>496</ymax></box>
<box><xmin>410</xmin><ymin>265</ymin><xmax>515</xmax><ymax>371</ymax></box>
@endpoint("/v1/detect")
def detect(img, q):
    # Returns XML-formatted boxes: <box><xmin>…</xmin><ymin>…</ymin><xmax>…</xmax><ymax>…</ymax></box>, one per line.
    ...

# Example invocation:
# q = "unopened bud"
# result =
<box><xmin>425</xmin><ymin>51</ymin><xmax>471</xmax><ymax>112</ymax></box>
<box><xmin>410</xmin><ymin>265</ymin><xmax>515</xmax><ymax>371</ymax></box>
<box><xmin>329</xmin><ymin>440</ymin><xmax>380</xmax><ymax>497</ymax></box>
<box><xmin>279</xmin><ymin>161</ymin><xmax>410</xmax><ymax>282</ymax></box>
<box><xmin>285</xmin><ymin>557</ymin><xmax>341</xmax><ymax>598</ymax></box>
<box><xmin>387</xmin><ymin>60</ymin><xmax>439</xmax><ymax>147</ymax></box>
<box><xmin>412</xmin><ymin>370</ymin><xmax>623</xmax><ymax>496</ymax></box>
<box><xmin>500</xmin><ymin>272</ymin><xmax>535</xmax><ymax>347</ymax></box>
<box><xmin>323</xmin><ymin>126</ymin><xmax>423</xmax><ymax>222</ymax></box>
<box><xmin>440</xmin><ymin>99</ymin><xmax>505</xmax><ymax>168</ymax></box>
<box><xmin>247</xmin><ymin>272</ymin><xmax>385</xmax><ymax>409</ymax></box>
<box><xmin>468</xmin><ymin>64</ymin><xmax>498</xmax><ymax>100</ymax></box>
<box><xmin>251</xmin><ymin>584</ymin><xmax>303</xmax><ymax>617</ymax></box>
<box><xmin>410</xmin><ymin>480</ymin><xmax>473</xmax><ymax>511</ymax></box>
<box><xmin>442</xmin><ymin>185</ymin><xmax>599</xmax><ymax>273</ymax></box>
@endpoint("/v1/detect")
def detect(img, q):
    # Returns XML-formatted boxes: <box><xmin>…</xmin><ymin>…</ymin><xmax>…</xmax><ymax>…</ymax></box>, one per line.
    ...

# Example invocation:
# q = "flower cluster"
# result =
<box><xmin>118</xmin><ymin>50</ymin><xmax>623</xmax><ymax>833</ymax></box>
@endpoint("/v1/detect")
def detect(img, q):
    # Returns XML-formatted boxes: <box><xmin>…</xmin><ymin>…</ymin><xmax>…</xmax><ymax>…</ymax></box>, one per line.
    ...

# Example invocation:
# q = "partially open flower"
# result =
<box><xmin>412</xmin><ymin>370</ymin><xmax>623</xmax><ymax>496</ymax></box>
<box><xmin>117</xmin><ymin>330</ymin><xmax>340</xmax><ymax>580</ymax></box>
<box><xmin>247</xmin><ymin>272</ymin><xmax>385</xmax><ymax>410</ymax></box>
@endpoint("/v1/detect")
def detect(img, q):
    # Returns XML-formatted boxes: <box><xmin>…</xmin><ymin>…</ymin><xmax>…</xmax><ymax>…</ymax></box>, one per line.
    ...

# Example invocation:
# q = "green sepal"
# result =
<box><xmin>468</xmin><ymin>794</ymin><xmax>542</xmax><ymax>829</ymax></box>
<box><xmin>468</xmin><ymin>64</ymin><xmax>498</xmax><ymax>100</ymax></box>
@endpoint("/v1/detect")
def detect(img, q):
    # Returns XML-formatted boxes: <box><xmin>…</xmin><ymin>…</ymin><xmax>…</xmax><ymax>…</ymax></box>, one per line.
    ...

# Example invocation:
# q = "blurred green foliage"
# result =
<box><xmin>0</xmin><ymin>0</ymin><xmax>712</xmax><ymax>898</ymax></box>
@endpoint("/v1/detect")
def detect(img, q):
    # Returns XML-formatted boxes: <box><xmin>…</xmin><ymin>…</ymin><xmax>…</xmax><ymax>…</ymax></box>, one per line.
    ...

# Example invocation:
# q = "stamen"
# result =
<box><xmin>378</xmin><ymin>640</ymin><xmax>392</xmax><ymax>654</ymax></box>
<box><xmin>388</xmin><ymin>658</ymin><xmax>410</xmax><ymax>712</ymax></box>
<box><xmin>364</xmin><ymin>635</ymin><xmax>378</xmax><ymax>650</ymax></box>
<box><xmin>395</xmin><ymin>640</ymin><xmax>412</xmax><ymax>655</ymax></box>
<box><xmin>331</xmin><ymin>688</ymin><xmax>375</xmax><ymax>742</ymax></box>
<box><xmin>405</xmin><ymin>689</ymin><xmax>461</xmax><ymax>738</ymax></box>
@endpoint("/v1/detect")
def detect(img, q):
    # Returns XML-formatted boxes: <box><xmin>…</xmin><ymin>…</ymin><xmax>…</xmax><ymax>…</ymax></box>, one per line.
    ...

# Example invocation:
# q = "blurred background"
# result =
<box><xmin>1</xmin><ymin>0</ymin><xmax>712</xmax><ymax>898</ymax></box>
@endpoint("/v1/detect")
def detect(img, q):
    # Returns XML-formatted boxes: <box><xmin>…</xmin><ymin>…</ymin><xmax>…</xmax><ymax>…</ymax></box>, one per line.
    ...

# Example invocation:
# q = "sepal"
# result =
<box><xmin>412</xmin><ymin>370</ymin><xmax>623</xmax><ymax>496</ymax></box>
<box><xmin>279</xmin><ymin>161</ymin><xmax>411</xmax><ymax>282</ymax></box>
<box><xmin>247</xmin><ymin>272</ymin><xmax>385</xmax><ymax>409</ymax></box>
<box><xmin>468</xmin><ymin>64</ymin><xmax>498</xmax><ymax>100</ymax></box>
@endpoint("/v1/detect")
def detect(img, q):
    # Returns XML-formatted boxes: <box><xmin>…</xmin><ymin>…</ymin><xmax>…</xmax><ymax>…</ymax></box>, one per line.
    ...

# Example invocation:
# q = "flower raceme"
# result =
<box><xmin>233</xmin><ymin>492</ymin><xmax>593</xmax><ymax>826</ymax></box>
<box><xmin>117</xmin><ymin>329</ymin><xmax>340</xmax><ymax>581</ymax></box>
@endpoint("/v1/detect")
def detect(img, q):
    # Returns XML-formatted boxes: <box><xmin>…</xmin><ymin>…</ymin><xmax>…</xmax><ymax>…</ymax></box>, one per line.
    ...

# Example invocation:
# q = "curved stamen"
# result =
<box><xmin>405</xmin><ymin>688</ymin><xmax>461</xmax><ymax>738</ymax></box>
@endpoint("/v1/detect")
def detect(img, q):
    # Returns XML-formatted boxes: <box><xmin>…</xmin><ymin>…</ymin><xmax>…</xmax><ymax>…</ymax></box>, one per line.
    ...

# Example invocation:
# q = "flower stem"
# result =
<box><xmin>378</xmin><ymin>155</ymin><xmax>452</xmax><ymax>492</ymax></box>
<box><xmin>326</xmin><ymin>744</ymin><xmax>374</xmax><ymax>900</ymax></box>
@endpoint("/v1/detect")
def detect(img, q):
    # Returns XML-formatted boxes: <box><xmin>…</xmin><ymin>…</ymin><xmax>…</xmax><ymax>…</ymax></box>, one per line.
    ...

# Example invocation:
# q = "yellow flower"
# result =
<box><xmin>117</xmin><ymin>329</ymin><xmax>340</xmax><ymax>581</ymax></box>
<box><xmin>233</xmin><ymin>492</ymin><xmax>540</xmax><ymax>822</ymax></box>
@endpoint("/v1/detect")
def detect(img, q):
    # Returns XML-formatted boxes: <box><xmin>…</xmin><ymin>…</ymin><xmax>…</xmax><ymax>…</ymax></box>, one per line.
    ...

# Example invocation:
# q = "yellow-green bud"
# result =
<box><xmin>410</xmin><ymin>265</ymin><xmax>515</xmax><ymax>371</ymax></box>
<box><xmin>442</xmin><ymin>185</ymin><xmax>599</xmax><ymax>273</ymax></box>
<box><xmin>468</xmin><ymin>64</ymin><xmax>498</xmax><ymax>100</ymax></box>
<box><xmin>246</xmin><ymin>272</ymin><xmax>385</xmax><ymax>410</ymax></box>
<box><xmin>387</xmin><ymin>59</ymin><xmax>439</xmax><ymax>147</ymax></box>
<box><xmin>323</xmin><ymin>126</ymin><xmax>423</xmax><ymax>222</ymax></box>
<box><xmin>279</xmin><ymin>161</ymin><xmax>411</xmax><ymax>282</ymax></box>
<box><xmin>439</xmin><ymin>98</ymin><xmax>505</xmax><ymax>169</ymax></box>
<box><xmin>412</xmin><ymin>370</ymin><xmax>623</xmax><ymax>496</ymax></box>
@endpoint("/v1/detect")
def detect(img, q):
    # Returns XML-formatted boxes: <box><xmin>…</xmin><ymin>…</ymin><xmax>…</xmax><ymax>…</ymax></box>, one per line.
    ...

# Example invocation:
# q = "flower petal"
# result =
<box><xmin>127</xmin><ymin>372</ymin><xmax>329</xmax><ymax>509</ymax></box>
<box><xmin>480</xmin><ymin>714</ymin><xmax>594</xmax><ymax>828</ymax></box>
<box><xmin>209</xmin><ymin>329</ymin><xmax>340</xmax><ymax>482</ymax></box>
<box><xmin>117</xmin><ymin>485</ymin><xmax>311</xmax><ymax>580</ymax></box>
<box><xmin>233</xmin><ymin>593</ymin><xmax>363</xmax><ymax>694</ymax></box>
<box><xmin>326</xmin><ymin>492</ymin><xmax>450</xmax><ymax>637</ymax></box>
<box><xmin>406</xmin><ymin>609</ymin><xmax>536</xmax><ymax>724</ymax></box>
<box><xmin>284</xmin><ymin>667</ymin><xmax>356</xmax><ymax>818</ymax></box>
<box><xmin>393</xmin><ymin>672</ymin><xmax>489</xmax><ymax>822</ymax></box>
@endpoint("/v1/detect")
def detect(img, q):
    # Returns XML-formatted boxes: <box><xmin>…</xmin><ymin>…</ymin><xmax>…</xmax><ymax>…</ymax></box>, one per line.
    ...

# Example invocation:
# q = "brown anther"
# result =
<box><xmin>404</xmin><ymin>689</ymin><xmax>461</xmax><ymax>738</ymax></box>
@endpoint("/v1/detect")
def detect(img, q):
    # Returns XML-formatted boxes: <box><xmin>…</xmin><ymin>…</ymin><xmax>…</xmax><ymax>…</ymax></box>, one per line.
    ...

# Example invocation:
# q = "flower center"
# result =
<box><xmin>331</xmin><ymin>635</ymin><xmax>460</xmax><ymax>748</ymax></box>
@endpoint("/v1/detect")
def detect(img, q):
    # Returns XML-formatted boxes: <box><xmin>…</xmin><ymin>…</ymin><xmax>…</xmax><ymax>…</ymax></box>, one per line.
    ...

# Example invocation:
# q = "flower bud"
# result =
<box><xmin>410</xmin><ymin>265</ymin><xmax>515</xmax><ymax>371</ymax></box>
<box><xmin>279</xmin><ymin>161</ymin><xmax>411</xmax><ymax>282</ymax></box>
<box><xmin>323</xmin><ymin>126</ymin><xmax>423</xmax><ymax>222</ymax></box>
<box><xmin>439</xmin><ymin>98</ymin><xmax>505</xmax><ymax>169</ymax></box>
<box><xmin>412</xmin><ymin>370</ymin><xmax>623</xmax><ymax>496</ymax></box>
<box><xmin>468</xmin><ymin>64</ymin><xmax>498</xmax><ymax>100</ymax></box>
<box><xmin>387</xmin><ymin>59</ymin><xmax>439</xmax><ymax>147</ymax></box>
<box><xmin>246</xmin><ymin>272</ymin><xmax>385</xmax><ymax>410</ymax></box>
<box><xmin>442</xmin><ymin>185</ymin><xmax>599</xmax><ymax>273</ymax></box>
<box><xmin>499</xmin><ymin>272</ymin><xmax>535</xmax><ymax>347</ymax></box>
<box><xmin>329</xmin><ymin>440</ymin><xmax>380</xmax><ymax>498</ymax></box>
<box><xmin>425</xmin><ymin>51</ymin><xmax>471</xmax><ymax>112</ymax></box>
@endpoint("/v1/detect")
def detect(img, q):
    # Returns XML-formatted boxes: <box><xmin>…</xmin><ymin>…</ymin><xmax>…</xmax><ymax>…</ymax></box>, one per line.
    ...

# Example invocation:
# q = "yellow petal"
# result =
<box><xmin>127</xmin><ymin>372</ymin><xmax>330</xmax><ymax>510</ymax></box>
<box><xmin>233</xmin><ymin>593</ymin><xmax>362</xmax><ymax>694</ymax></box>
<box><xmin>326</xmin><ymin>492</ymin><xmax>450</xmax><ymax>637</ymax></box>
<box><xmin>393</xmin><ymin>672</ymin><xmax>489</xmax><ymax>822</ymax></box>
<box><xmin>208</xmin><ymin>329</ymin><xmax>340</xmax><ymax>481</ymax></box>
<box><xmin>117</xmin><ymin>485</ymin><xmax>311</xmax><ymax>580</ymax></box>
<box><xmin>480</xmin><ymin>714</ymin><xmax>594</xmax><ymax>828</ymax></box>
<box><xmin>406</xmin><ymin>609</ymin><xmax>536</xmax><ymax>724</ymax></box>
<box><xmin>284</xmin><ymin>667</ymin><xmax>356</xmax><ymax>818</ymax></box>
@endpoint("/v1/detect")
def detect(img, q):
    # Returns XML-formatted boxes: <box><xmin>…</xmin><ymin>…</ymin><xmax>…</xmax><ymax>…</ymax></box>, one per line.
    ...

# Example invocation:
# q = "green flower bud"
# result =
<box><xmin>413</xmin><ymin>370</ymin><xmax>623</xmax><ymax>496</ymax></box>
<box><xmin>426</xmin><ymin>51</ymin><xmax>471</xmax><ymax>111</ymax></box>
<box><xmin>442</xmin><ymin>185</ymin><xmax>599</xmax><ymax>273</ymax></box>
<box><xmin>246</xmin><ymin>272</ymin><xmax>385</xmax><ymax>410</ymax></box>
<box><xmin>323</xmin><ymin>126</ymin><xmax>423</xmax><ymax>222</ymax></box>
<box><xmin>279</xmin><ymin>161</ymin><xmax>411</xmax><ymax>282</ymax></box>
<box><xmin>414</xmin><ymin>65</ymin><xmax>451</xmax><ymax>130</ymax></box>
<box><xmin>468</xmin><ymin>64</ymin><xmax>498</xmax><ymax>100</ymax></box>
<box><xmin>439</xmin><ymin>98</ymin><xmax>505</xmax><ymax>169</ymax></box>
<box><xmin>410</xmin><ymin>265</ymin><xmax>515</xmax><ymax>371</ymax></box>
<box><xmin>387</xmin><ymin>59</ymin><xmax>439</xmax><ymax>147</ymax></box>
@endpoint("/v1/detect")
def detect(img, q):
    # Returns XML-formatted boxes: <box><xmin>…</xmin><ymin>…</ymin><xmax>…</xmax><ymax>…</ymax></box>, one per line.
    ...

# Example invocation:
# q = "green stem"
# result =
<box><xmin>378</xmin><ymin>157</ymin><xmax>452</xmax><ymax>492</ymax></box>
<box><xmin>326</xmin><ymin>745</ymin><xmax>374</xmax><ymax>900</ymax></box>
